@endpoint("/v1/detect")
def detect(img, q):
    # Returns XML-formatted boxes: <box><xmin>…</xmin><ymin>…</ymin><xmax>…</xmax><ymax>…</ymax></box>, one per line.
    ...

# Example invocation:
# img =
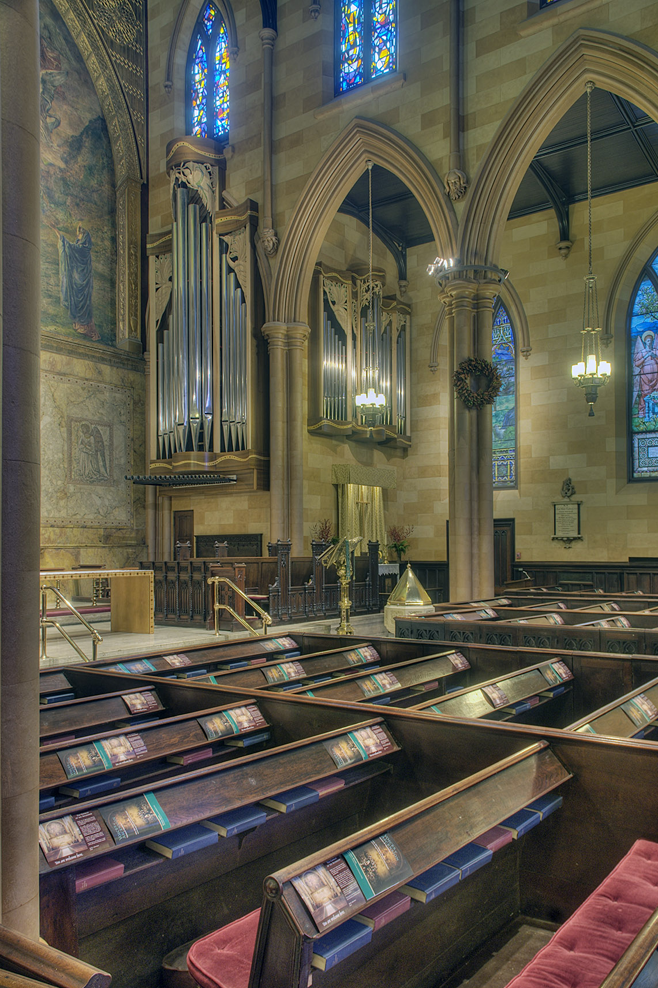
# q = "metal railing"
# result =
<box><xmin>207</xmin><ymin>576</ymin><xmax>272</xmax><ymax>637</ymax></box>
<box><xmin>40</xmin><ymin>584</ymin><xmax>103</xmax><ymax>663</ymax></box>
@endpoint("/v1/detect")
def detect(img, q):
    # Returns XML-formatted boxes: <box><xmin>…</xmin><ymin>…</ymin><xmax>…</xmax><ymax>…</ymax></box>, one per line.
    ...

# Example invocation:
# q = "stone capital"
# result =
<box><xmin>261</xmin><ymin>321</ymin><xmax>288</xmax><ymax>350</ymax></box>
<box><xmin>259</xmin><ymin>28</ymin><xmax>277</xmax><ymax>48</ymax></box>
<box><xmin>286</xmin><ymin>322</ymin><xmax>311</xmax><ymax>350</ymax></box>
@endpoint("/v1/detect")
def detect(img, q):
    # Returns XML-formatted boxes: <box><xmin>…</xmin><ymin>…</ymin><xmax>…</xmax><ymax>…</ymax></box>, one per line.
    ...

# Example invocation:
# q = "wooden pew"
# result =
<box><xmin>0</xmin><ymin>925</ymin><xmax>110</xmax><ymax>988</ymax></box>
<box><xmin>568</xmin><ymin>677</ymin><xmax>658</xmax><ymax>739</ymax></box>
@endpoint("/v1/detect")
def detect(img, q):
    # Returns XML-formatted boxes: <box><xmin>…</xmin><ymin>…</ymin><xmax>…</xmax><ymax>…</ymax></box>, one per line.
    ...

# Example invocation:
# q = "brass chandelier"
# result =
<box><xmin>571</xmin><ymin>81</ymin><xmax>611</xmax><ymax>416</ymax></box>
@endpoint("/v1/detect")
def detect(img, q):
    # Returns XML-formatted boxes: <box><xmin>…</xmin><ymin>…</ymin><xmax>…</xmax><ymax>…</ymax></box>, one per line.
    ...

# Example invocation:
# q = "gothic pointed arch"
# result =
<box><xmin>270</xmin><ymin>116</ymin><xmax>457</xmax><ymax>325</ymax></box>
<box><xmin>459</xmin><ymin>29</ymin><xmax>658</xmax><ymax>268</ymax></box>
<box><xmin>165</xmin><ymin>0</ymin><xmax>238</xmax><ymax>103</ymax></box>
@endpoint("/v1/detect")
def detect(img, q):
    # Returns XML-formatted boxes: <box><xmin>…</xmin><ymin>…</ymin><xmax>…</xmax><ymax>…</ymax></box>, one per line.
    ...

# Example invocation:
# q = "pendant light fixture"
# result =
<box><xmin>355</xmin><ymin>160</ymin><xmax>386</xmax><ymax>413</ymax></box>
<box><xmin>571</xmin><ymin>81</ymin><xmax>611</xmax><ymax>416</ymax></box>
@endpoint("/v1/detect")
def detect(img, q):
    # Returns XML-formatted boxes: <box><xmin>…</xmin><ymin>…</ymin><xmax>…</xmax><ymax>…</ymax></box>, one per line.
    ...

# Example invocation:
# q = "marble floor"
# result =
<box><xmin>39</xmin><ymin>608</ymin><xmax>391</xmax><ymax>667</ymax></box>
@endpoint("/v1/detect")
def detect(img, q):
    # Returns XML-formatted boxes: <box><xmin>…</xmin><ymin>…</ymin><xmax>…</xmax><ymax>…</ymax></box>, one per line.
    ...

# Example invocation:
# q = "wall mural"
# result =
<box><xmin>39</xmin><ymin>0</ymin><xmax>116</xmax><ymax>346</ymax></box>
<box><xmin>42</xmin><ymin>373</ymin><xmax>133</xmax><ymax>529</ymax></box>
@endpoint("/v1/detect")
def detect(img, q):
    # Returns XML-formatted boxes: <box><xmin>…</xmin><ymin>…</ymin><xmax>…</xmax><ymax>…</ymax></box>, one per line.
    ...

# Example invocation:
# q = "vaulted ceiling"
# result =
<box><xmin>338</xmin><ymin>89</ymin><xmax>658</xmax><ymax>280</ymax></box>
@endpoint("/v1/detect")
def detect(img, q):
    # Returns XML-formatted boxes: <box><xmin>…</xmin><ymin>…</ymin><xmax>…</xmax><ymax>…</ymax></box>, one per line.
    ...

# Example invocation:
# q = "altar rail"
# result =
<box><xmin>140</xmin><ymin>541</ymin><xmax>381</xmax><ymax>626</ymax></box>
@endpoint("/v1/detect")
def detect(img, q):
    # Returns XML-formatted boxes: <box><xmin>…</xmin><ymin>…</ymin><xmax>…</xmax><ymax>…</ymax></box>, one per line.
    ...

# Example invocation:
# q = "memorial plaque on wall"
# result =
<box><xmin>553</xmin><ymin>501</ymin><xmax>582</xmax><ymax>541</ymax></box>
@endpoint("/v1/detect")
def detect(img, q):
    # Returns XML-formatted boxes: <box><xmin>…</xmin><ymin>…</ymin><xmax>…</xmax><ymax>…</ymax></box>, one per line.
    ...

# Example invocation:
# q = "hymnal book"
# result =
<box><xmin>306</xmin><ymin>776</ymin><xmax>345</xmax><ymax>797</ymax></box>
<box><xmin>216</xmin><ymin>661</ymin><xmax>249</xmax><ymax>670</ymax></box>
<box><xmin>499</xmin><ymin>809</ymin><xmax>541</xmax><ymax>838</ymax></box>
<box><xmin>201</xmin><ymin>805</ymin><xmax>266</xmax><ymax>838</ymax></box>
<box><xmin>224</xmin><ymin>730</ymin><xmax>270</xmax><ymax>747</ymax></box>
<box><xmin>39</xmin><ymin>810</ymin><xmax>109</xmax><ymax>867</ymax></box>
<box><xmin>345</xmin><ymin>645</ymin><xmax>380</xmax><ymax>665</ymax></box>
<box><xmin>352</xmin><ymin>890</ymin><xmax>411</xmax><ymax>930</ymax></box>
<box><xmin>448</xmin><ymin>652</ymin><xmax>470</xmax><ymax>671</ymax></box>
<box><xmin>262</xmin><ymin>660</ymin><xmax>306</xmax><ymax>684</ymax></box>
<box><xmin>162</xmin><ymin>653</ymin><xmax>192</xmax><ymax>667</ymax></box>
<box><xmin>122</xmin><ymin>691</ymin><xmax>162</xmax><ymax>715</ymax></box>
<box><xmin>527</xmin><ymin>695</ymin><xmax>540</xmax><ymax>706</ymax></box>
<box><xmin>145</xmin><ymin>823</ymin><xmax>218</xmax><ymax>859</ymax></box>
<box><xmin>272</xmin><ymin>650</ymin><xmax>301</xmax><ymax>658</ymax></box>
<box><xmin>198</xmin><ymin>704</ymin><xmax>268</xmax><ymax>740</ymax></box>
<box><xmin>175</xmin><ymin>669</ymin><xmax>207</xmax><ymax>679</ymax></box>
<box><xmin>59</xmin><ymin>775</ymin><xmax>121</xmax><ymax>799</ymax></box>
<box><xmin>401</xmin><ymin>862</ymin><xmax>460</xmax><ymax>903</ymax></box>
<box><xmin>57</xmin><ymin>733</ymin><xmax>146</xmax><ymax>778</ymax></box>
<box><xmin>442</xmin><ymin>843</ymin><xmax>493</xmax><ymax>878</ymax></box>
<box><xmin>118</xmin><ymin>659</ymin><xmax>156</xmax><ymax>674</ymax></box>
<box><xmin>39</xmin><ymin>795</ymin><xmax>56</xmax><ymax>812</ymax></box>
<box><xmin>526</xmin><ymin>793</ymin><xmax>563</xmax><ymax>820</ymax></box>
<box><xmin>260</xmin><ymin>786</ymin><xmax>319</xmax><ymax>813</ymax></box>
<box><xmin>99</xmin><ymin>792</ymin><xmax>170</xmax><ymax>845</ymax></box>
<box><xmin>311</xmin><ymin>919</ymin><xmax>372</xmax><ymax>971</ymax></box>
<box><xmin>576</xmin><ymin>723</ymin><xmax>597</xmax><ymax>734</ymax></box>
<box><xmin>473</xmin><ymin>826</ymin><xmax>514</xmax><ymax>851</ymax></box>
<box><xmin>509</xmin><ymin>700</ymin><xmax>531</xmax><ymax>714</ymax></box>
<box><xmin>550</xmin><ymin>660</ymin><xmax>573</xmax><ymax>682</ymax></box>
<box><xmin>344</xmin><ymin>833</ymin><xmax>413</xmax><ymax>900</ymax></box>
<box><xmin>262</xmin><ymin>636</ymin><xmax>298</xmax><ymax>651</ymax></box>
<box><xmin>75</xmin><ymin>856</ymin><xmax>125</xmax><ymax>892</ymax></box>
<box><xmin>482</xmin><ymin>684</ymin><xmax>510</xmax><ymax>708</ymax></box>
<box><xmin>166</xmin><ymin>747</ymin><xmax>214</xmax><ymax>766</ymax></box>
<box><xmin>323</xmin><ymin>725</ymin><xmax>396</xmax><ymax>769</ymax></box>
<box><xmin>357</xmin><ymin>672</ymin><xmax>402</xmax><ymax>698</ymax></box>
<box><xmin>622</xmin><ymin>694</ymin><xmax>658</xmax><ymax>727</ymax></box>
<box><xmin>540</xmin><ymin>684</ymin><xmax>565</xmax><ymax>698</ymax></box>
<box><xmin>44</xmin><ymin>692</ymin><xmax>75</xmax><ymax>704</ymax></box>
<box><xmin>292</xmin><ymin>856</ymin><xmax>366</xmax><ymax>931</ymax></box>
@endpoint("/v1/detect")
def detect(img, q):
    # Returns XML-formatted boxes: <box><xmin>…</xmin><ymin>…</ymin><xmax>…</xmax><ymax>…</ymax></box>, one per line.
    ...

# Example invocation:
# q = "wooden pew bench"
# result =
<box><xmin>505</xmin><ymin>839</ymin><xmax>658</xmax><ymax>988</ymax></box>
<box><xmin>185</xmin><ymin>741</ymin><xmax>570</xmax><ymax>988</ymax></box>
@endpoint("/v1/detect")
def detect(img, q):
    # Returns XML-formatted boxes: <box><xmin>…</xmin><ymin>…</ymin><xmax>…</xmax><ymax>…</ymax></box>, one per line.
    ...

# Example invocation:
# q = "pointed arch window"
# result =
<box><xmin>629</xmin><ymin>251</ymin><xmax>658</xmax><ymax>480</ymax></box>
<box><xmin>187</xmin><ymin>1</ymin><xmax>230</xmax><ymax>141</ymax></box>
<box><xmin>492</xmin><ymin>302</ymin><xmax>517</xmax><ymax>489</ymax></box>
<box><xmin>336</xmin><ymin>1</ymin><xmax>398</xmax><ymax>95</ymax></box>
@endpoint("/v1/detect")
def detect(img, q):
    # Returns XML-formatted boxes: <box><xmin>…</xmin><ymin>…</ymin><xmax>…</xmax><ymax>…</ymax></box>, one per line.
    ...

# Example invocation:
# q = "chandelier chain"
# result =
<box><xmin>368</xmin><ymin>160</ymin><xmax>373</xmax><ymax>319</ymax></box>
<box><xmin>586</xmin><ymin>80</ymin><xmax>593</xmax><ymax>276</ymax></box>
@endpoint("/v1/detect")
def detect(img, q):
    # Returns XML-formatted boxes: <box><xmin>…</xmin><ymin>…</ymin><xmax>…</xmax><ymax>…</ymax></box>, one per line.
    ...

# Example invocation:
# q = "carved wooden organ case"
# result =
<box><xmin>308</xmin><ymin>263</ymin><xmax>411</xmax><ymax>447</ymax></box>
<box><xmin>147</xmin><ymin>137</ymin><xmax>267</xmax><ymax>490</ymax></box>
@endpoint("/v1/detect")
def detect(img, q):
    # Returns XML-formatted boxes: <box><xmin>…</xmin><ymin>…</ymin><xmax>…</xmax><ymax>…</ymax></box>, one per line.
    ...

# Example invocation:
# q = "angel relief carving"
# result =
<box><xmin>169</xmin><ymin>161</ymin><xmax>215</xmax><ymax>217</ymax></box>
<box><xmin>153</xmin><ymin>253</ymin><xmax>172</xmax><ymax>331</ymax></box>
<box><xmin>322</xmin><ymin>276</ymin><xmax>349</xmax><ymax>334</ymax></box>
<box><xmin>222</xmin><ymin>228</ymin><xmax>248</xmax><ymax>293</ymax></box>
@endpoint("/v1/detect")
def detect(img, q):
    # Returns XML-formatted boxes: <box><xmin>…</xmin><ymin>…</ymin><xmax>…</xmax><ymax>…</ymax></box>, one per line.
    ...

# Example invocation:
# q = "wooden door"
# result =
<box><xmin>174</xmin><ymin>510</ymin><xmax>194</xmax><ymax>555</ymax></box>
<box><xmin>493</xmin><ymin>518</ymin><xmax>515</xmax><ymax>591</ymax></box>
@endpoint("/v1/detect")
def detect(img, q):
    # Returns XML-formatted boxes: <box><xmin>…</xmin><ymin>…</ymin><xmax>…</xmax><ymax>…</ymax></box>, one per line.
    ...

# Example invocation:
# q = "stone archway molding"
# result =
<box><xmin>164</xmin><ymin>0</ymin><xmax>239</xmax><ymax>98</ymax></box>
<box><xmin>271</xmin><ymin>116</ymin><xmax>457</xmax><ymax>325</ymax></box>
<box><xmin>603</xmin><ymin>208</ymin><xmax>658</xmax><ymax>347</ymax></box>
<box><xmin>459</xmin><ymin>29</ymin><xmax>658</xmax><ymax>267</ymax></box>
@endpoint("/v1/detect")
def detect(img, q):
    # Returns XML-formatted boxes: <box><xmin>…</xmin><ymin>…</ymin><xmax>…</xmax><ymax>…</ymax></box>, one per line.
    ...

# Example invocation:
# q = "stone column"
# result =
<box><xmin>116</xmin><ymin>176</ymin><xmax>142</xmax><ymax>354</ymax></box>
<box><xmin>161</xmin><ymin>494</ymin><xmax>173</xmax><ymax>560</ymax></box>
<box><xmin>262</xmin><ymin>323</ymin><xmax>288</xmax><ymax>542</ymax></box>
<box><xmin>287</xmin><ymin>323</ymin><xmax>310</xmax><ymax>554</ymax></box>
<box><xmin>0</xmin><ymin>0</ymin><xmax>40</xmax><ymax>937</ymax></box>
<box><xmin>475</xmin><ymin>285</ymin><xmax>499</xmax><ymax>600</ymax></box>
<box><xmin>259</xmin><ymin>28</ymin><xmax>278</xmax><ymax>257</ymax></box>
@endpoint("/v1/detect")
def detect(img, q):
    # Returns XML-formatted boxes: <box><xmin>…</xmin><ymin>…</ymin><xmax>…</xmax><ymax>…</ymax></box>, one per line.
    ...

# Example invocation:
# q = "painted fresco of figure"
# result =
<box><xmin>633</xmin><ymin>329</ymin><xmax>658</xmax><ymax>421</ymax></box>
<box><xmin>58</xmin><ymin>224</ymin><xmax>99</xmax><ymax>341</ymax></box>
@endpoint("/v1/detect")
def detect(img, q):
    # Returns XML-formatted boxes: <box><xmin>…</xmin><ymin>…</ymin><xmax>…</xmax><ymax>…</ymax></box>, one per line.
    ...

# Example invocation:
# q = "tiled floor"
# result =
<box><xmin>39</xmin><ymin>610</ymin><xmax>391</xmax><ymax>667</ymax></box>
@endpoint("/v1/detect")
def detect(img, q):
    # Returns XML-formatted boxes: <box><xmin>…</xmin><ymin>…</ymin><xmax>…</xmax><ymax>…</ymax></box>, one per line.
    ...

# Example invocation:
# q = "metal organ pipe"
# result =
<box><xmin>188</xmin><ymin>202</ymin><xmax>201</xmax><ymax>451</ymax></box>
<box><xmin>201</xmin><ymin>219</ymin><xmax>212</xmax><ymax>450</ymax></box>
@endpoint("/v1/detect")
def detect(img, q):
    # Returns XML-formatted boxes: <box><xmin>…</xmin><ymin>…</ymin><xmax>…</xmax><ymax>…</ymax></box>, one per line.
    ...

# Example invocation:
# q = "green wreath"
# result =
<box><xmin>453</xmin><ymin>357</ymin><xmax>502</xmax><ymax>409</ymax></box>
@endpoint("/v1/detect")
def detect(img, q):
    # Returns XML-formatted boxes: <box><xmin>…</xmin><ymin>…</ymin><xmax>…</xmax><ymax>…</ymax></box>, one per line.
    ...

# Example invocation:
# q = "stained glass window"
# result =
<box><xmin>629</xmin><ymin>252</ymin><xmax>658</xmax><ymax>480</ymax></box>
<box><xmin>492</xmin><ymin>303</ymin><xmax>517</xmax><ymax>489</ymax></box>
<box><xmin>336</xmin><ymin>0</ymin><xmax>397</xmax><ymax>95</ymax></box>
<box><xmin>188</xmin><ymin>1</ymin><xmax>230</xmax><ymax>142</ymax></box>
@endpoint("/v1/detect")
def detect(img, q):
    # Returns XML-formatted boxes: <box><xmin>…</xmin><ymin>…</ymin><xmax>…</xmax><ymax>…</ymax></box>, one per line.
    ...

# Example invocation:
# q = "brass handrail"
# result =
<box><xmin>207</xmin><ymin>576</ymin><xmax>273</xmax><ymax>637</ymax></box>
<box><xmin>40</xmin><ymin>584</ymin><xmax>103</xmax><ymax>663</ymax></box>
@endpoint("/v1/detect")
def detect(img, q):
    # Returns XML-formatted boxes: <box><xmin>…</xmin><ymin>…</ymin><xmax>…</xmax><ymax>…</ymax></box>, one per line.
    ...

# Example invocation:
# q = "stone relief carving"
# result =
<box><xmin>170</xmin><ymin>161</ymin><xmax>216</xmax><ymax>218</ymax></box>
<box><xmin>322</xmin><ymin>276</ymin><xmax>350</xmax><ymax>334</ymax></box>
<box><xmin>444</xmin><ymin>168</ymin><xmax>468</xmax><ymax>201</ymax></box>
<box><xmin>260</xmin><ymin>227</ymin><xmax>279</xmax><ymax>256</ymax></box>
<box><xmin>222</xmin><ymin>228</ymin><xmax>248</xmax><ymax>294</ymax></box>
<box><xmin>358</xmin><ymin>277</ymin><xmax>383</xmax><ymax>314</ymax></box>
<box><xmin>154</xmin><ymin>254</ymin><xmax>172</xmax><ymax>331</ymax></box>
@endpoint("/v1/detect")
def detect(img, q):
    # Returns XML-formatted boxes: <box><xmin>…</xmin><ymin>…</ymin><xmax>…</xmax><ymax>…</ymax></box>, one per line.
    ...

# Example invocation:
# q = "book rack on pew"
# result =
<box><xmin>408</xmin><ymin>658</ymin><xmax>575</xmax><ymax>726</ymax></box>
<box><xmin>568</xmin><ymin>676</ymin><xmax>658</xmax><ymax>739</ymax></box>
<box><xmin>187</xmin><ymin>742</ymin><xmax>570</xmax><ymax>988</ymax></box>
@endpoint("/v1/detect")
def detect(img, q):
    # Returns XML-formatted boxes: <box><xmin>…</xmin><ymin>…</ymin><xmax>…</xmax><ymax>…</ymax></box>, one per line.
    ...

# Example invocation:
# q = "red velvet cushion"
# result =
<box><xmin>506</xmin><ymin>840</ymin><xmax>658</xmax><ymax>988</ymax></box>
<box><xmin>187</xmin><ymin>909</ymin><xmax>260</xmax><ymax>988</ymax></box>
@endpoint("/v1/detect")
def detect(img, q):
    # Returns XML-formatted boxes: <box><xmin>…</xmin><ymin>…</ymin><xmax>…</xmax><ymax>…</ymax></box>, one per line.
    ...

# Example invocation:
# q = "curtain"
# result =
<box><xmin>337</xmin><ymin>484</ymin><xmax>386</xmax><ymax>556</ymax></box>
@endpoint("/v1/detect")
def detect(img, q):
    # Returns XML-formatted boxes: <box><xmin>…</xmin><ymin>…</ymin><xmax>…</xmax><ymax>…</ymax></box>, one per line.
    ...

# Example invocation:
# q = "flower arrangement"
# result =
<box><xmin>311</xmin><ymin>518</ymin><xmax>338</xmax><ymax>544</ymax></box>
<box><xmin>453</xmin><ymin>357</ymin><xmax>501</xmax><ymax>409</ymax></box>
<box><xmin>388</xmin><ymin>524</ymin><xmax>414</xmax><ymax>560</ymax></box>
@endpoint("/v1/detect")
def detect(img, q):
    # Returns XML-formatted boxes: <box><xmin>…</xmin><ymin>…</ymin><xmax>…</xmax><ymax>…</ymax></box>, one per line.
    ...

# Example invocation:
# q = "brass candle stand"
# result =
<box><xmin>319</xmin><ymin>537</ymin><xmax>362</xmax><ymax>634</ymax></box>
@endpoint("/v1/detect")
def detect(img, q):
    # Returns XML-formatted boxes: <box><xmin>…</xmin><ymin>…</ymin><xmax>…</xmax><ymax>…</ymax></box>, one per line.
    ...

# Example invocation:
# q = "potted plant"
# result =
<box><xmin>387</xmin><ymin>525</ymin><xmax>414</xmax><ymax>562</ymax></box>
<box><xmin>311</xmin><ymin>519</ymin><xmax>339</xmax><ymax>545</ymax></box>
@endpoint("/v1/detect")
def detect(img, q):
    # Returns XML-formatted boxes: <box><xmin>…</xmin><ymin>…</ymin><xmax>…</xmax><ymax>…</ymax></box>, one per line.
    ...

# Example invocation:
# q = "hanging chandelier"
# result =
<box><xmin>355</xmin><ymin>160</ymin><xmax>386</xmax><ymax>412</ymax></box>
<box><xmin>571</xmin><ymin>81</ymin><xmax>611</xmax><ymax>416</ymax></box>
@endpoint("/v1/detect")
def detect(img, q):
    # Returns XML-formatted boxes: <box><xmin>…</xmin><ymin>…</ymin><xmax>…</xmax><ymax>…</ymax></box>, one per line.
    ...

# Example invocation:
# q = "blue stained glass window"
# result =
<box><xmin>188</xmin><ymin>1</ymin><xmax>230</xmax><ymax>142</ymax></box>
<box><xmin>214</xmin><ymin>21</ymin><xmax>230</xmax><ymax>138</ymax></box>
<box><xmin>492</xmin><ymin>304</ymin><xmax>517</xmax><ymax>489</ymax></box>
<box><xmin>629</xmin><ymin>256</ymin><xmax>658</xmax><ymax>480</ymax></box>
<box><xmin>191</xmin><ymin>38</ymin><xmax>208</xmax><ymax>138</ymax></box>
<box><xmin>337</xmin><ymin>0</ymin><xmax>397</xmax><ymax>95</ymax></box>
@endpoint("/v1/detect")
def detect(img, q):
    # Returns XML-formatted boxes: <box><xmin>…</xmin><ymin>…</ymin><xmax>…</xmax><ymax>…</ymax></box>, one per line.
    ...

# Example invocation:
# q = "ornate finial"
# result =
<box><xmin>561</xmin><ymin>477</ymin><xmax>576</xmax><ymax>499</ymax></box>
<box><xmin>556</xmin><ymin>239</ymin><xmax>573</xmax><ymax>260</ymax></box>
<box><xmin>444</xmin><ymin>168</ymin><xmax>468</xmax><ymax>201</ymax></box>
<box><xmin>264</xmin><ymin>878</ymin><xmax>280</xmax><ymax>898</ymax></box>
